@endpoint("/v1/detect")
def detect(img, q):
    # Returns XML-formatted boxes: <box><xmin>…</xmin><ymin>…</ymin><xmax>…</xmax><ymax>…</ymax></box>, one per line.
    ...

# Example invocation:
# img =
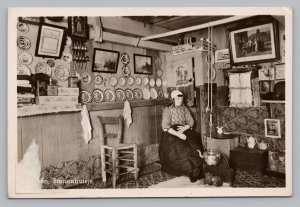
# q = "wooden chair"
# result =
<box><xmin>98</xmin><ymin>115</ymin><xmax>139</xmax><ymax>188</ymax></box>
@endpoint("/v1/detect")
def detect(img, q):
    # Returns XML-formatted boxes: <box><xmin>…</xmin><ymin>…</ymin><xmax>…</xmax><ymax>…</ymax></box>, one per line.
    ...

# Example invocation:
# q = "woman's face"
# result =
<box><xmin>174</xmin><ymin>96</ymin><xmax>183</xmax><ymax>106</ymax></box>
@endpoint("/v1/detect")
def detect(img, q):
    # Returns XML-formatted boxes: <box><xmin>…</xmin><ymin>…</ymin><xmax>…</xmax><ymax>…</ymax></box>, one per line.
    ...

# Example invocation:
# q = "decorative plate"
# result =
<box><xmin>125</xmin><ymin>89</ymin><xmax>134</xmax><ymax>101</ymax></box>
<box><xmin>17</xmin><ymin>64</ymin><xmax>31</xmax><ymax>76</ymax></box>
<box><xmin>163</xmin><ymin>92</ymin><xmax>169</xmax><ymax>98</ymax></box>
<box><xmin>35</xmin><ymin>62</ymin><xmax>52</xmax><ymax>76</ymax></box>
<box><xmin>18</xmin><ymin>51</ymin><xmax>33</xmax><ymax>65</ymax></box>
<box><xmin>109</xmin><ymin>76</ymin><xmax>118</xmax><ymax>87</ymax></box>
<box><xmin>17</xmin><ymin>36</ymin><xmax>31</xmax><ymax>50</ymax></box>
<box><xmin>149</xmin><ymin>78</ymin><xmax>155</xmax><ymax>87</ymax></box>
<box><xmin>81</xmin><ymin>72</ymin><xmax>92</xmax><ymax>85</ymax></box>
<box><xmin>92</xmin><ymin>89</ymin><xmax>104</xmax><ymax>103</ymax></box>
<box><xmin>156</xmin><ymin>78</ymin><xmax>162</xmax><ymax>87</ymax></box>
<box><xmin>150</xmin><ymin>88</ymin><xmax>158</xmax><ymax>99</ymax></box>
<box><xmin>54</xmin><ymin>65</ymin><xmax>70</xmax><ymax>81</ymax></box>
<box><xmin>80</xmin><ymin>91</ymin><xmax>92</xmax><ymax>103</ymax></box>
<box><xmin>104</xmin><ymin>89</ymin><xmax>116</xmax><ymax>102</ymax></box>
<box><xmin>127</xmin><ymin>76</ymin><xmax>135</xmax><ymax>86</ymax></box>
<box><xmin>135</xmin><ymin>77</ymin><xmax>142</xmax><ymax>86</ymax></box>
<box><xmin>94</xmin><ymin>75</ymin><xmax>103</xmax><ymax>85</ymax></box>
<box><xmin>120</xmin><ymin>52</ymin><xmax>130</xmax><ymax>65</ymax></box>
<box><xmin>162</xmin><ymin>79</ymin><xmax>168</xmax><ymax>87</ymax></box>
<box><xmin>143</xmin><ymin>77</ymin><xmax>149</xmax><ymax>85</ymax></box>
<box><xmin>119</xmin><ymin>76</ymin><xmax>126</xmax><ymax>87</ymax></box>
<box><xmin>61</xmin><ymin>51</ymin><xmax>73</xmax><ymax>63</ymax></box>
<box><xmin>157</xmin><ymin>90</ymin><xmax>164</xmax><ymax>99</ymax></box>
<box><xmin>157</xmin><ymin>68</ymin><xmax>163</xmax><ymax>77</ymax></box>
<box><xmin>47</xmin><ymin>59</ymin><xmax>55</xmax><ymax>67</ymax></box>
<box><xmin>133</xmin><ymin>88</ymin><xmax>143</xmax><ymax>100</ymax></box>
<box><xmin>17</xmin><ymin>22</ymin><xmax>29</xmax><ymax>33</ymax></box>
<box><xmin>142</xmin><ymin>88</ymin><xmax>151</xmax><ymax>100</ymax></box>
<box><xmin>122</xmin><ymin>65</ymin><xmax>131</xmax><ymax>76</ymax></box>
<box><xmin>154</xmin><ymin>57</ymin><xmax>162</xmax><ymax>67</ymax></box>
<box><xmin>115</xmin><ymin>88</ymin><xmax>126</xmax><ymax>102</ymax></box>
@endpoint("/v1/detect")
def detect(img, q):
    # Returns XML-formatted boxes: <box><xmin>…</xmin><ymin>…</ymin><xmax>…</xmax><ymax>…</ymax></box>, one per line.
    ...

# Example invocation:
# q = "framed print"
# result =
<box><xmin>18</xmin><ymin>17</ymin><xmax>43</xmax><ymax>25</ymax></box>
<box><xmin>264</xmin><ymin>119</ymin><xmax>281</xmax><ymax>138</ymax></box>
<box><xmin>134</xmin><ymin>54</ymin><xmax>153</xmax><ymax>75</ymax></box>
<box><xmin>229</xmin><ymin>20</ymin><xmax>279</xmax><ymax>65</ymax></box>
<box><xmin>260</xmin><ymin>80</ymin><xmax>272</xmax><ymax>93</ymax></box>
<box><xmin>35</xmin><ymin>24</ymin><xmax>66</xmax><ymax>59</ymax></box>
<box><xmin>68</xmin><ymin>16</ymin><xmax>89</xmax><ymax>39</ymax></box>
<box><xmin>92</xmin><ymin>48</ymin><xmax>120</xmax><ymax>73</ymax></box>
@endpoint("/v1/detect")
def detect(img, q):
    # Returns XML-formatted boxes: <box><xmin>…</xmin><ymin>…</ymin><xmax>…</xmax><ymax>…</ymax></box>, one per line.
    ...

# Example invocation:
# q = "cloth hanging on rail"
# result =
<box><xmin>123</xmin><ymin>100</ymin><xmax>133</xmax><ymax>128</ymax></box>
<box><xmin>81</xmin><ymin>104</ymin><xmax>92</xmax><ymax>144</ymax></box>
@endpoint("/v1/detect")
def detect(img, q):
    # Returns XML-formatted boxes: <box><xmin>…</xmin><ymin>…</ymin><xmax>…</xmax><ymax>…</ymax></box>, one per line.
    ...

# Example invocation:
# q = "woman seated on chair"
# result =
<box><xmin>159</xmin><ymin>90</ymin><xmax>205</xmax><ymax>182</ymax></box>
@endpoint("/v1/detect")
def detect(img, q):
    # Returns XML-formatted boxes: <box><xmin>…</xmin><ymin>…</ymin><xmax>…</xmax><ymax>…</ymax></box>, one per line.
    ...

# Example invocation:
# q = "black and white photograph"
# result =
<box><xmin>264</xmin><ymin>119</ymin><xmax>281</xmax><ymax>138</ymax></box>
<box><xmin>7</xmin><ymin>7</ymin><xmax>292</xmax><ymax>198</ymax></box>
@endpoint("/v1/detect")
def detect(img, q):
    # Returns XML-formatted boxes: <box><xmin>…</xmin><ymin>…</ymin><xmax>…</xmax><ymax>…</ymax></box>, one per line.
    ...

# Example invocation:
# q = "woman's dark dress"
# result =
<box><xmin>159</xmin><ymin>105</ymin><xmax>205</xmax><ymax>181</ymax></box>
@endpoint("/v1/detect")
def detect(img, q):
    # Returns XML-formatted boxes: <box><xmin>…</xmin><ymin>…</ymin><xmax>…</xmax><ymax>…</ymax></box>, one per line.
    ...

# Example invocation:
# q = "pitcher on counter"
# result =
<box><xmin>159</xmin><ymin>90</ymin><xmax>205</xmax><ymax>182</ymax></box>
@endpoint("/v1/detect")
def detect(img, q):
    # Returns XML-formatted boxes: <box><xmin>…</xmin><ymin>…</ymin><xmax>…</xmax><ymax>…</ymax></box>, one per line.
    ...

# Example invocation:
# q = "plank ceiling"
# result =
<box><xmin>125</xmin><ymin>16</ymin><xmax>232</xmax><ymax>30</ymax></box>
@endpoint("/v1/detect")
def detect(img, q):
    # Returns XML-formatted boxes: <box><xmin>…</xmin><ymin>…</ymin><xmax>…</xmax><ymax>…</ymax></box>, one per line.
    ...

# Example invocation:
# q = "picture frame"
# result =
<box><xmin>18</xmin><ymin>17</ymin><xmax>43</xmax><ymax>25</ymax></box>
<box><xmin>68</xmin><ymin>16</ymin><xmax>89</xmax><ymax>39</ymax></box>
<box><xmin>92</xmin><ymin>48</ymin><xmax>120</xmax><ymax>73</ymax></box>
<box><xmin>264</xmin><ymin>118</ymin><xmax>281</xmax><ymax>138</ymax></box>
<box><xmin>133</xmin><ymin>54</ymin><xmax>153</xmax><ymax>75</ymax></box>
<box><xmin>260</xmin><ymin>80</ymin><xmax>272</xmax><ymax>93</ymax></box>
<box><xmin>228</xmin><ymin>19</ymin><xmax>279</xmax><ymax>65</ymax></box>
<box><xmin>35</xmin><ymin>24</ymin><xmax>66</xmax><ymax>59</ymax></box>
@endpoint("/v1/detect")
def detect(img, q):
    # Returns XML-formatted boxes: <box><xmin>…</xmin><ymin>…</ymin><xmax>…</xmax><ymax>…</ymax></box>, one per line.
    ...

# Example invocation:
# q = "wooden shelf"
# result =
<box><xmin>261</xmin><ymin>100</ymin><xmax>285</xmax><ymax>104</ymax></box>
<box><xmin>86</xmin><ymin>98</ymin><xmax>170</xmax><ymax>111</ymax></box>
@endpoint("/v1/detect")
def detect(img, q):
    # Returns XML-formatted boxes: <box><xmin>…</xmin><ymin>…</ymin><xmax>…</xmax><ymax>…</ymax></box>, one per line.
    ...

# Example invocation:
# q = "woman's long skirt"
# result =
<box><xmin>159</xmin><ymin>126</ymin><xmax>205</xmax><ymax>181</ymax></box>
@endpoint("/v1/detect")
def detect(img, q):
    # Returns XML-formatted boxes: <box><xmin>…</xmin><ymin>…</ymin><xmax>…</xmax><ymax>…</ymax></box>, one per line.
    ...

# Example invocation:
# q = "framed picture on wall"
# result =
<box><xmin>133</xmin><ymin>54</ymin><xmax>153</xmax><ymax>75</ymax></box>
<box><xmin>228</xmin><ymin>19</ymin><xmax>279</xmax><ymax>65</ymax></box>
<box><xmin>35</xmin><ymin>24</ymin><xmax>66</xmax><ymax>59</ymax></box>
<box><xmin>68</xmin><ymin>16</ymin><xmax>89</xmax><ymax>39</ymax></box>
<box><xmin>264</xmin><ymin>118</ymin><xmax>281</xmax><ymax>138</ymax></box>
<box><xmin>92</xmin><ymin>48</ymin><xmax>120</xmax><ymax>73</ymax></box>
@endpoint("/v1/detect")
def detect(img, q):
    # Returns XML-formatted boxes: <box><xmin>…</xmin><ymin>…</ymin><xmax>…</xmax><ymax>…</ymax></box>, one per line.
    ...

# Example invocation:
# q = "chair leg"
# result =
<box><xmin>101</xmin><ymin>146</ymin><xmax>106</xmax><ymax>183</ymax></box>
<box><xmin>116</xmin><ymin>150</ymin><xmax>119</xmax><ymax>181</ymax></box>
<box><xmin>112</xmin><ymin>148</ymin><xmax>117</xmax><ymax>188</ymax></box>
<box><xmin>133</xmin><ymin>145</ymin><xmax>138</xmax><ymax>181</ymax></box>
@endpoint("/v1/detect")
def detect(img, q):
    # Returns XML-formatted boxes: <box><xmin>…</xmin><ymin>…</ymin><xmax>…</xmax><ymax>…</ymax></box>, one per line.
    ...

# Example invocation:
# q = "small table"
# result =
<box><xmin>206</xmin><ymin>133</ymin><xmax>240</xmax><ymax>158</ymax></box>
<box><xmin>230</xmin><ymin>147</ymin><xmax>268</xmax><ymax>174</ymax></box>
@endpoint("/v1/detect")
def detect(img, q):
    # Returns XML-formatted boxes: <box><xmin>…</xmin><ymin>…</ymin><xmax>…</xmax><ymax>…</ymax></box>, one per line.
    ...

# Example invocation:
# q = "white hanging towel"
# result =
<box><xmin>81</xmin><ymin>105</ymin><xmax>92</xmax><ymax>144</ymax></box>
<box><xmin>123</xmin><ymin>100</ymin><xmax>132</xmax><ymax>128</ymax></box>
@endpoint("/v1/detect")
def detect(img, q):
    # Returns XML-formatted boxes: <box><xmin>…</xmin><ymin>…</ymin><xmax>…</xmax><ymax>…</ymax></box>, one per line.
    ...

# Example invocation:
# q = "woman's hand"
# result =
<box><xmin>177</xmin><ymin>125</ymin><xmax>190</xmax><ymax>134</ymax></box>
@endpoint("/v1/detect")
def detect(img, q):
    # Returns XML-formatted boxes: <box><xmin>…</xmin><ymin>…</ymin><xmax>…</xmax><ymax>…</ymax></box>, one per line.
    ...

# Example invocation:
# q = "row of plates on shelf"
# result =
<box><xmin>17</xmin><ymin>62</ymin><xmax>70</xmax><ymax>81</ymax></box>
<box><xmin>81</xmin><ymin>73</ymin><xmax>167</xmax><ymax>87</ymax></box>
<box><xmin>80</xmin><ymin>88</ymin><xmax>169</xmax><ymax>103</ymax></box>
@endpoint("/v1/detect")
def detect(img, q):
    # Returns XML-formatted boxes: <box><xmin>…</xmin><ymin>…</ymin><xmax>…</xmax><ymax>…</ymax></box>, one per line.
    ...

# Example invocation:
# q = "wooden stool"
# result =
<box><xmin>98</xmin><ymin>115</ymin><xmax>139</xmax><ymax>188</ymax></box>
